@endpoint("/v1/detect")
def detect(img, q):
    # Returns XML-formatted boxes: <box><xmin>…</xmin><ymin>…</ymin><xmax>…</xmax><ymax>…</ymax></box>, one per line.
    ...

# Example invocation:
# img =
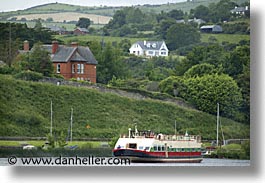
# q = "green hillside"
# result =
<box><xmin>0</xmin><ymin>75</ymin><xmax>249</xmax><ymax>140</ymax></box>
<box><xmin>0</xmin><ymin>0</ymin><xmax>249</xmax><ymax>18</ymax></box>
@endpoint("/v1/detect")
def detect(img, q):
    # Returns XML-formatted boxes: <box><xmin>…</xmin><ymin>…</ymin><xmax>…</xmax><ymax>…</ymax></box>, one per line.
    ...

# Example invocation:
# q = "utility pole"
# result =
<box><xmin>8</xmin><ymin>23</ymin><xmax>12</xmax><ymax>67</ymax></box>
<box><xmin>70</xmin><ymin>108</ymin><xmax>73</xmax><ymax>142</ymax></box>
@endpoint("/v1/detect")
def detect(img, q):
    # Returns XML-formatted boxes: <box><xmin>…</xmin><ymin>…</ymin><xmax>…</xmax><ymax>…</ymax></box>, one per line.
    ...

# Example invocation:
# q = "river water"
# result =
<box><xmin>0</xmin><ymin>158</ymin><xmax>250</xmax><ymax>166</ymax></box>
<box><xmin>130</xmin><ymin>158</ymin><xmax>250</xmax><ymax>166</ymax></box>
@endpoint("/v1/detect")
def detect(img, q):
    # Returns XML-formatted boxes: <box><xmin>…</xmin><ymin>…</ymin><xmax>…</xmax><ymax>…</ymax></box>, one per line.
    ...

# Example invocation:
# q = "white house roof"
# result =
<box><xmin>135</xmin><ymin>41</ymin><xmax>167</xmax><ymax>51</ymax></box>
<box><xmin>200</xmin><ymin>25</ymin><xmax>216</xmax><ymax>29</ymax></box>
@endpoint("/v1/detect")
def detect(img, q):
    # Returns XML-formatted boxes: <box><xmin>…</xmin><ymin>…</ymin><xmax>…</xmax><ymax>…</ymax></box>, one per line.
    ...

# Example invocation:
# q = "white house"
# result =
<box><xmin>129</xmin><ymin>40</ymin><xmax>169</xmax><ymax>57</ymax></box>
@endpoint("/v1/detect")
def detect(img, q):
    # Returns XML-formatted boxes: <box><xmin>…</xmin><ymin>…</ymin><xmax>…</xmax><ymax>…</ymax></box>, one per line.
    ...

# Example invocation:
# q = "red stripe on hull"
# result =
<box><xmin>113</xmin><ymin>149</ymin><xmax>201</xmax><ymax>157</ymax></box>
<box><xmin>113</xmin><ymin>149</ymin><xmax>203</xmax><ymax>163</ymax></box>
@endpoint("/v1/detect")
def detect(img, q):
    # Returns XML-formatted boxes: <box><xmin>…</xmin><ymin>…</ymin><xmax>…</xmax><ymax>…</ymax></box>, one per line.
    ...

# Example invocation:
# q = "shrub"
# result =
<box><xmin>14</xmin><ymin>70</ymin><xmax>43</xmax><ymax>81</ymax></box>
<box><xmin>0</xmin><ymin>66</ymin><xmax>15</xmax><ymax>74</ymax></box>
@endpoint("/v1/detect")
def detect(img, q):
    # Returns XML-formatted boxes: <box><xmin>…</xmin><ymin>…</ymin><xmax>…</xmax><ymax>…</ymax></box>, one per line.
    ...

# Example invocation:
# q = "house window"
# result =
<box><xmin>72</xmin><ymin>64</ymin><xmax>75</xmax><ymax>73</ymax></box>
<box><xmin>148</xmin><ymin>51</ymin><xmax>153</xmax><ymax>55</ymax></box>
<box><xmin>56</xmin><ymin>64</ymin><xmax>60</xmax><ymax>73</ymax></box>
<box><xmin>81</xmin><ymin>64</ymin><xmax>84</xmax><ymax>74</ymax></box>
<box><xmin>161</xmin><ymin>51</ymin><xmax>167</xmax><ymax>55</ymax></box>
<box><xmin>77</xmin><ymin>64</ymin><xmax>81</xmax><ymax>74</ymax></box>
<box><xmin>77</xmin><ymin>64</ymin><xmax>84</xmax><ymax>74</ymax></box>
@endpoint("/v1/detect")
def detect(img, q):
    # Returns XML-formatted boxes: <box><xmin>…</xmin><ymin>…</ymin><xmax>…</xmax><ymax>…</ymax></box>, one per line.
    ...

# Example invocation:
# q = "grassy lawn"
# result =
<box><xmin>0</xmin><ymin>140</ymin><xmax>105</xmax><ymax>148</ymax></box>
<box><xmin>55</xmin><ymin>34</ymin><xmax>145</xmax><ymax>44</ymax></box>
<box><xmin>201</xmin><ymin>33</ymin><xmax>250</xmax><ymax>44</ymax></box>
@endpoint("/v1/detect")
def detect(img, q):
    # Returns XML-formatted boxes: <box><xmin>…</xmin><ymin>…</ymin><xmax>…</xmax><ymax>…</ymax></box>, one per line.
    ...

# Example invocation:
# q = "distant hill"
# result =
<box><xmin>0</xmin><ymin>0</ymin><xmax>249</xmax><ymax>19</ymax></box>
<box><xmin>0</xmin><ymin>74</ymin><xmax>249</xmax><ymax>140</ymax></box>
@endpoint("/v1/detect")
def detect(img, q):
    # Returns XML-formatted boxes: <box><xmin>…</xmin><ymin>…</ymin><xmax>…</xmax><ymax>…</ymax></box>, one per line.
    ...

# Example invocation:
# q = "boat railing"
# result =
<box><xmin>156</xmin><ymin>134</ymin><xmax>201</xmax><ymax>142</ymax></box>
<box><xmin>122</xmin><ymin>130</ymin><xmax>201</xmax><ymax>142</ymax></box>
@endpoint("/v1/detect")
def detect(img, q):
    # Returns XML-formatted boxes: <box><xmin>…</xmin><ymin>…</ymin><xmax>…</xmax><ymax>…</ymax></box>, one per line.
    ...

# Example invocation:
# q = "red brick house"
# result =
<box><xmin>23</xmin><ymin>41</ymin><xmax>98</xmax><ymax>83</ymax></box>
<box><xmin>73</xmin><ymin>27</ymin><xmax>89</xmax><ymax>35</ymax></box>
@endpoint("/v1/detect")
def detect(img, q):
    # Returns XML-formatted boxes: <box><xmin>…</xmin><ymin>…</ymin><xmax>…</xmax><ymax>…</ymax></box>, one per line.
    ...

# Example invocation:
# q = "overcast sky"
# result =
<box><xmin>0</xmin><ymin>0</ymin><xmax>185</xmax><ymax>12</ymax></box>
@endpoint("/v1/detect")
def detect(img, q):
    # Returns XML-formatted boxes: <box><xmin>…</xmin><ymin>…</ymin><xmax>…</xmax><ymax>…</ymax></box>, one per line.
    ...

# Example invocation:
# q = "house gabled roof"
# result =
<box><xmin>42</xmin><ymin>45</ymin><xmax>97</xmax><ymax>65</ymax></box>
<box><xmin>46</xmin><ymin>25</ymin><xmax>66</xmax><ymax>32</ymax></box>
<box><xmin>75</xmin><ymin>27</ymin><xmax>89</xmax><ymax>33</ymax></box>
<box><xmin>135</xmin><ymin>41</ymin><xmax>167</xmax><ymax>51</ymax></box>
<box><xmin>230</xmin><ymin>6</ymin><xmax>248</xmax><ymax>13</ymax></box>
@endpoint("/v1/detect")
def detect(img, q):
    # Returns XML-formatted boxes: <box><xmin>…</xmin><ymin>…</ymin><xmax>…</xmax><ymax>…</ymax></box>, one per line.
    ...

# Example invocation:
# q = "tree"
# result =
<box><xmin>166</xmin><ymin>23</ymin><xmax>201</xmax><ymax>50</ymax></box>
<box><xmin>119</xmin><ymin>39</ymin><xmax>131</xmax><ymax>54</ymax></box>
<box><xmin>175</xmin><ymin>44</ymin><xmax>228</xmax><ymax>75</ymax></box>
<box><xmin>182</xmin><ymin>74</ymin><xmax>242</xmax><ymax>119</ymax></box>
<box><xmin>125</xmin><ymin>7</ymin><xmax>144</xmax><ymax>24</ymax></box>
<box><xmin>0</xmin><ymin>22</ymin><xmax>53</xmax><ymax>67</ymax></box>
<box><xmin>96</xmin><ymin>43</ymin><xmax>127</xmax><ymax>84</ymax></box>
<box><xmin>155</xmin><ymin>18</ymin><xmax>176</xmax><ymax>39</ymax></box>
<box><xmin>34</xmin><ymin>18</ymin><xmax>43</xmax><ymax>31</ymax></box>
<box><xmin>106</xmin><ymin>10</ymin><xmax>126</xmax><ymax>29</ymax></box>
<box><xmin>184</xmin><ymin>63</ymin><xmax>220</xmax><ymax>78</ymax></box>
<box><xmin>167</xmin><ymin>9</ymin><xmax>184</xmax><ymax>20</ymax></box>
<box><xmin>76</xmin><ymin>17</ymin><xmax>91</xmax><ymax>28</ymax></box>
<box><xmin>46</xmin><ymin>17</ymin><xmax>53</xmax><ymax>22</ymax></box>
<box><xmin>160</xmin><ymin>74</ymin><xmax>243</xmax><ymax>120</ymax></box>
<box><xmin>22</xmin><ymin>43</ymin><xmax>53</xmax><ymax>76</ymax></box>
<box><xmin>192</xmin><ymin>5</ymin><xmax>210</xmax><ymax>21</ymax></box>
<box><xmin>223</xmin><ymin>45</ymin><xmax>250</xmax><ymax>77</ymax></box>
<box><xmin>209</xmin><ymin>0</ymin><xmax>237</xmax><ymax>23</ymax></box>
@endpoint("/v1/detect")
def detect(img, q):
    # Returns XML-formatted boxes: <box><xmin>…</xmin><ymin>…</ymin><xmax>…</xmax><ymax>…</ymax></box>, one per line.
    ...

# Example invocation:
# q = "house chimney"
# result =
<box><xmin>71</xmin><ymin>42</ymin><xmax>78</xmax><ymax>47</ymax></box>
<box><xmin>52</xmin><ymin>41</ymin><xmax>59</xmax><ymax>54</ymax></box>
<box><xmin>24</xmin><ymin>40</ymin><xmax>29</xmax><ymax>51</ymax></box>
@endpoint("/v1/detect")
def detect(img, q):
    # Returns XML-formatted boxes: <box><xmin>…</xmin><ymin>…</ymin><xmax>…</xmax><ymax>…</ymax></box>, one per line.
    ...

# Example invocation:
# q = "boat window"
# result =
<box><xmin>129</xmin><ymin>143</ymin><xmax>137</xmax><ymax>149</ymax></box>
<box><xmin>139</xmin><ymin>146</ymin><xmax>144</xmax><ymax>150</ymax></box>
<box><xmin>153</xmin><ymin>146</ymin><xmax>157</xmax><ymax>151</ymax></box>
<box><xmin>158</xmin><ymin>146</ymin><xmax>161</xmax><ymax>151</ymax></box>
<box><xmin>181</xmin><ymin>148</ymin><xmax>185</xmax><ymax>152</ymax></box>
<box><xmin>192</xmin><ymin>148</ymin><xmax>195</xmax><ymax>152</ymax></box>
<box><xmin>161</xmin><ymin>146</ymin><xmax>165</xmax><ymax>151</ymax></box>
<box><xmin>145</xmin><ymin>147</ymin><xmax>150</xmax><ymax>151</ymax></box>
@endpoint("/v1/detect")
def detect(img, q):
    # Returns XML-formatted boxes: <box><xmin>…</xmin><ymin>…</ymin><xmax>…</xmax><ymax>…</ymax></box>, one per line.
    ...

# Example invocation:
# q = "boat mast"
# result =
<box><xmin>70</xmin><ymin>107</ymin><xmax>73</xmax><ymax>142</ymax></box>
<box><xmin>175</xmin><ymin>120</ymin><xmax>177</xmax><ymax>135</ymax></box>
<box><xmin>216</xmin><ymin>103</ymin><xmax>219</xmax><ymax>147</ymax></box>
<box><xmin>50</xmin><ymin>100</ymin><xmax>53</xmax><ymax>136</ymax></box>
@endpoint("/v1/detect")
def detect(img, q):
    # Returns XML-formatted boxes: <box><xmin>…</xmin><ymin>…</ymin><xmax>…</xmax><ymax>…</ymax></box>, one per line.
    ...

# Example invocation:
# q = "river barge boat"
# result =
<box><xmin>113</xmin><ymin>126</ymin><xmax>203</xmax><ymax>163</ymax></box>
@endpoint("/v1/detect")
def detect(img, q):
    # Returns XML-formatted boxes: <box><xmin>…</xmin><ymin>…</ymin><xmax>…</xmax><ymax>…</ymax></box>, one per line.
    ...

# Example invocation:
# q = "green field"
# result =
<box><xmin>0</xmin><ymin>74</ymin><xmax>249</xmax><ymax>140</ymax></box>
<box><xmin>55</xmin><ymin>34</ymin><xmax>145</xmax><ymax>45</ymax></box>
<box><xmin>201</xmin><ymin>33</ymin><xmax>250</xmax><ymax>44</ymax></box>
<box><xmin>54</xmin><ymin>32</ymin><xmax>250</xmax><ymax>46</ymax></box>
<box><xmin>0</xmin><ymin>140</ymin><xmax>103</xmax><ymax>148</ymax></box>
